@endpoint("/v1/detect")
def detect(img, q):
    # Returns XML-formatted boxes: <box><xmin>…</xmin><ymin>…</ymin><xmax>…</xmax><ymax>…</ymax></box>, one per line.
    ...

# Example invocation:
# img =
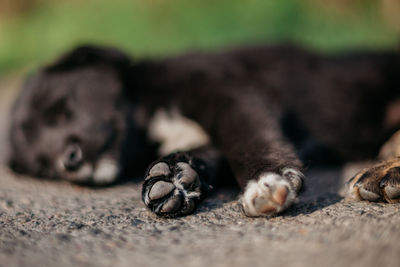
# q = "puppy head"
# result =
<box><xmin>8</xmin><ymin>45</ymin><xmax>137</xmax><ymax>185</ymax></box>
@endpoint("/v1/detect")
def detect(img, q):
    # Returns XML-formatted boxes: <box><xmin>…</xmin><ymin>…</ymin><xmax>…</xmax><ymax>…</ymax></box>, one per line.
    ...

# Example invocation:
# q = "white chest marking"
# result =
<box><xmin>148</xmin><ymin>108</ymin><xmax>210</xmax><ymax>156</ymax></box>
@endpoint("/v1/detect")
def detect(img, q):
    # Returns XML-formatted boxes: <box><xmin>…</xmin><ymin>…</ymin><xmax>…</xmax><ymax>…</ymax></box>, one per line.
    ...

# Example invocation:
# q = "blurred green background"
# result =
<box><xmin>0</xmin><ymin>0</ymin><xmax>399</xmax><ymax>77</ymax></box>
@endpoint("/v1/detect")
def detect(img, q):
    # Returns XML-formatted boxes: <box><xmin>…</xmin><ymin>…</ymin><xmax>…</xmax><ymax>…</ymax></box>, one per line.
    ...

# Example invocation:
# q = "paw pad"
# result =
<box><xmin>148</xmin><ymin>181</ymin><xmax>175</xmax><ymax>200</ymax></box>
<box><xmin>348</xmin><ymin>159</ymin><xmax>400</xmax><ymax>203</ymax></box>
<box><xmin>142</xmin><ymin>161</ymin><xmax>202</xmax><ymax>217</ymax></box>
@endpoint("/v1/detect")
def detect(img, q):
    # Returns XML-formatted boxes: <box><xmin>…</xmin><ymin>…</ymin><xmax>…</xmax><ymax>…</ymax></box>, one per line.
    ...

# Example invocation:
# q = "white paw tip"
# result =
<box><xmin>240</xmin><ymin>172</ymin><xmax>297</xmax><ymax>217</ymax></box>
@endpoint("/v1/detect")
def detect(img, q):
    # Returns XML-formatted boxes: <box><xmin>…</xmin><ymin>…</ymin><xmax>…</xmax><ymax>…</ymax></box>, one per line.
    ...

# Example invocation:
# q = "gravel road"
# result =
<box><xmin>1</xmin><ymin>77</ymin><xmax>399</xmax><ymax>267</ymax></box>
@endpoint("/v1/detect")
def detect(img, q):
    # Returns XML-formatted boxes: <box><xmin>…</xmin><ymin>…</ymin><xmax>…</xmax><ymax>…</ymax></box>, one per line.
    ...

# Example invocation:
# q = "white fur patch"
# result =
<box><xmin>148</xmin><ymin>108</ymin><xmax>210</xmax><ymax>155</ymax></box>
<box><xmin>240</xmin><ymin>170</ymin><xmax>299</xmax><ymax>217</ymax></box>
<box><xmin>93</xmin><ymin>158</ymin><xmax>119</xmax><ymax>184</ymax></box>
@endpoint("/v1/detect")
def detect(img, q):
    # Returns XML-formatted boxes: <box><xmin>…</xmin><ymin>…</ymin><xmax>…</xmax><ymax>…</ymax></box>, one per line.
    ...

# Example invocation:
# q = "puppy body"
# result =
<box><xmin>8</xmin><ymin>44</ymin><xmax>400</xmax><ymax>216</ymax></box>
<box><xmin>133</xmin><ymin>45</ymin><xmax>400</xmax><ymax>162</ymax></box>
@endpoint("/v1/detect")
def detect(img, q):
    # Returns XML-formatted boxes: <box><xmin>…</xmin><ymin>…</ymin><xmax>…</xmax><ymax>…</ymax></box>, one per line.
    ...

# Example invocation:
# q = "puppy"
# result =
<box><xmin>8</xmin><ymin>44</ymin><xmax>400</xmax><ymax>217</ymax></box>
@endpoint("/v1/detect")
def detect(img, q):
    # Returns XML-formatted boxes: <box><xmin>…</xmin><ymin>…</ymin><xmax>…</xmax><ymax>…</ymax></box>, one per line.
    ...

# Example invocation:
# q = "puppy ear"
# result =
<box><xmin>44</xmin><ymin>45</ymin><xmax>132</xmax><ymax>72</ymax></box>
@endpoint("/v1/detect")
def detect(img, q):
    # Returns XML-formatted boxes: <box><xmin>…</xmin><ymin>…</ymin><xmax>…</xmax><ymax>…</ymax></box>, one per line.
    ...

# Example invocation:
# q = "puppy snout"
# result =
<box><xmin>62</xmin><ymin>144</ymin><xmax>83</xmax><ymax>171</ymax></box>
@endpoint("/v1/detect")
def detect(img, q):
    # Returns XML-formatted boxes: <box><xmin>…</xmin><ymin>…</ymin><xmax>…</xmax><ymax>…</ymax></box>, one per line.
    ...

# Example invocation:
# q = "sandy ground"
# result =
<box><xmin>1</xmin><ymin>76</ymin><xmax>400</xmax><ymax>267</ymax></box>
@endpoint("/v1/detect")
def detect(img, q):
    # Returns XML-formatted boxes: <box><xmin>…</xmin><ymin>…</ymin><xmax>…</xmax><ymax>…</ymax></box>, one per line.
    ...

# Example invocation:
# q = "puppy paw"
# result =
<box><xmin>240</xmin><ymin>168</ymin><xmax>303</xmax><ymax>217</ymax></box>
<box><xmin>347</xmin><ymin>158</ymin><xmax>400</xmax><ymax>203</ymax></box>
<box><xmin>142</xmin><ymin>160</ymin><xmax>202</xmax><ymax>217</ymax></box>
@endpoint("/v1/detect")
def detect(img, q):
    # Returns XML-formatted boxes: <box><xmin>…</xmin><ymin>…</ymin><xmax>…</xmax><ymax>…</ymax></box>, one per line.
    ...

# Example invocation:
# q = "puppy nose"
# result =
<box><xmin>62</xmin><ymin>144</ymin><xmax>83</xmax><ymax>171</ymax></box>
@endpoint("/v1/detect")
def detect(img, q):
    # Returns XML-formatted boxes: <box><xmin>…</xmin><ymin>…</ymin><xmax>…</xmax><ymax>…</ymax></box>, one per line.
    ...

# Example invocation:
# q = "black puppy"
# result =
<box><xmin>8</xmin><ymin>44</ymin><xmax>400</xmax><ymax>217</ymax></box>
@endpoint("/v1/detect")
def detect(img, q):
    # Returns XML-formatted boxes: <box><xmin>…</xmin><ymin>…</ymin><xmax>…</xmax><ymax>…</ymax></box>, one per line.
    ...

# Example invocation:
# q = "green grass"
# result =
<box><xmin>0</xmin><ymin>0</ymin><xmax>397</xmax><ymax>76</ymax></box>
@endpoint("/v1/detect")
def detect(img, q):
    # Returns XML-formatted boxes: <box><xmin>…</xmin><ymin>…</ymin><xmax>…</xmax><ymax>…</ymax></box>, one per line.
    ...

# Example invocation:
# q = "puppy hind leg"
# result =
<box><xmin>347</xmin><ymin>130</ymin><xmax>400</xmax><ymax>203</ymax></box>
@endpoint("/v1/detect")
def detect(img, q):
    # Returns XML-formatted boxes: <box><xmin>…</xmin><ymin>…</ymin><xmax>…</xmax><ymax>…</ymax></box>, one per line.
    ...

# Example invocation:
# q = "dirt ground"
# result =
<box><xmin>1</xmin><ymin>77</ymin><xmax>400</xmax><ymax>267</ymax></box>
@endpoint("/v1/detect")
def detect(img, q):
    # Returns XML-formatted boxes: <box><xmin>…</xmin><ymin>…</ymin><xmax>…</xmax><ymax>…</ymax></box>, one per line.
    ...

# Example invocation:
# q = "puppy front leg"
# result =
<box><xmin>208</xmin><ymin>93</ymin><xmax>304</xmax><ymax>217</ymax></box>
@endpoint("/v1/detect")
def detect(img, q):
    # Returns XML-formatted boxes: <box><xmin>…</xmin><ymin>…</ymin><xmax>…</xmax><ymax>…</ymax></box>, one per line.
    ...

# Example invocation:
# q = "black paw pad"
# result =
<box><xmin>148</xmin><ymin>181</ymin><xmax>175</xmax><ymax>201</ymax></box>
<box><xmin>142</xmin><ymin>161</ymin><xmax>202</xmax><ymax>217</ymax></box>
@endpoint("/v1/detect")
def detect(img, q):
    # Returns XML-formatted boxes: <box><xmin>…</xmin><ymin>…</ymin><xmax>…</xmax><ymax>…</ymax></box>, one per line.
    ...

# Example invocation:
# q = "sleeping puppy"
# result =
<box><xmin>8</xmin><ymin>46</ymin><xmax>156</xmax><ymax>185</ymax></box>
<box><xmin>8</xmin><ymin>44</ymin><xmax>400</xmax><ymax>217</ymax></box>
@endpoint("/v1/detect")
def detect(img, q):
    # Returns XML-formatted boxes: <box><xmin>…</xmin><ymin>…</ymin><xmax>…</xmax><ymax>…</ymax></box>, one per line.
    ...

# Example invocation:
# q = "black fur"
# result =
<box><xmin>128</xmin><ymin>44</ymin><xmax>400</xmax><ymax>186</ymax></box>
<box><xmin>8</xmin><ymin>44</ymin><xmax>400</xmax><ymax>215</ymax></box>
